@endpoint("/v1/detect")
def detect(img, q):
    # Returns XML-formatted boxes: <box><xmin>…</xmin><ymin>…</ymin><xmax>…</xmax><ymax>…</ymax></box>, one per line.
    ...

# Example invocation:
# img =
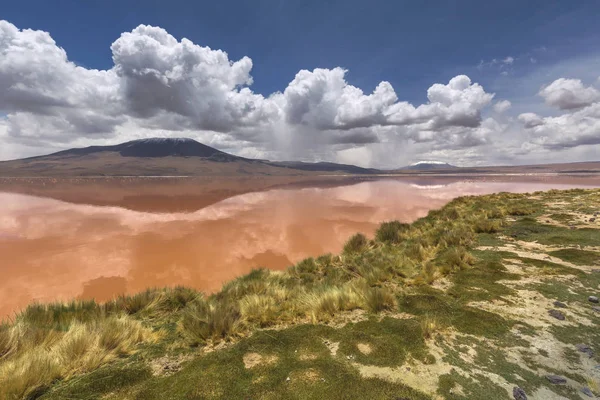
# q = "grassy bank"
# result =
<box><xmin>1</xmin><ymin>189</ymin><xmax>600</xmax><ymax>399</ymax></box>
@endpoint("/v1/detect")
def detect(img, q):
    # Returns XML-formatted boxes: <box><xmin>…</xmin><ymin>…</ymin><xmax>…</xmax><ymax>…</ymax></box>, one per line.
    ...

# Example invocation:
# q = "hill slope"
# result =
<box><xmin>3</xmin><ymin>189</ymin><xmax>600</xmax><ymax>399</ymax></box>
<box><xmin>0</xmin><ymin>138</ymin><xmax>379</xmax><ymax>177</ymax></box>
<box><xmin>49</xmin><ymin>138</ymin><xmax>240</xmax><ymax>161</ymax></box>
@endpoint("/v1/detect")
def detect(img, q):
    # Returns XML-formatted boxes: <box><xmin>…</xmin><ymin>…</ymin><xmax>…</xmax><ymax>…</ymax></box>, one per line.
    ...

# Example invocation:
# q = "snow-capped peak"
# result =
<box><xmin>410</xmin><ymin>161</ymin><xmax>450</xmax><ymax>166</ymax></box>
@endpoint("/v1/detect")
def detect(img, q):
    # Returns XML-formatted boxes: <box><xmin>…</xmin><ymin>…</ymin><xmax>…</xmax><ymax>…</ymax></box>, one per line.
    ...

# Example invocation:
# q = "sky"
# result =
<box><xmin>1</xmin><ymin>0</ymin><xmax>599</xmax><ymax>167</ymax></box>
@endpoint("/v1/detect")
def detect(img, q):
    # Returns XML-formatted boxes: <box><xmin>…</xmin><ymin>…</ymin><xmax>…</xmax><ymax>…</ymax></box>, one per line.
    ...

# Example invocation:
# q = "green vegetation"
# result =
<box><xmin>2</xmin><ymin>189</ymin><xmax>600</xmax><ymax>399</ymax></box>
<box><xmin>549</xmin><ymin>248</ymin><xmax>600</xmax><ymax>265</ymax></box>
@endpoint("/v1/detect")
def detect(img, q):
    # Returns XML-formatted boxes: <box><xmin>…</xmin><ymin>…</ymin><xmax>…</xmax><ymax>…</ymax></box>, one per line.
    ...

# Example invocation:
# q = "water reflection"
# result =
<box><xmin>1</xmin><ymin>177</ymin><xmax>599</xmax><ymax>318</ymax></box>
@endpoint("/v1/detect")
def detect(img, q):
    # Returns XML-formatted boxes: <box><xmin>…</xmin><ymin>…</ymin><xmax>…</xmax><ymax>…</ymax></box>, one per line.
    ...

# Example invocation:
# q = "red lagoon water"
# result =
<box><xmin>1</xmin><ymin>176</ymin><xmax>599</xmax><ymax>319</ymax></box>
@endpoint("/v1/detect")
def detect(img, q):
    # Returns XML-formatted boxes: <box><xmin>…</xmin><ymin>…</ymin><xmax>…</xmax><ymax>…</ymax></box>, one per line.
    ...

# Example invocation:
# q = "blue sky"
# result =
<box><xmin>4</xmin><ymin>0</ymin><xmax>598</xmax><ymax>100</ymax></box>
<box><xmin>1</xmin><ymin>0</ymin><xmax>599</xmax><ymax>166</ymax></box>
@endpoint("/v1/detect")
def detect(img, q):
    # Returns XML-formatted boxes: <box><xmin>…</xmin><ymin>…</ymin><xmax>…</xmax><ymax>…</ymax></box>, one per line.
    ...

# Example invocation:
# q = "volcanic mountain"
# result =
<box><xmin>0</xmin><ymin>138</ymin><xmax>380</xmax><ymax>177</ymax></box>
<box><xmin>50</xmin><ymin>138</ymin><xmax>241</xmax><ymax>161</ymax></box>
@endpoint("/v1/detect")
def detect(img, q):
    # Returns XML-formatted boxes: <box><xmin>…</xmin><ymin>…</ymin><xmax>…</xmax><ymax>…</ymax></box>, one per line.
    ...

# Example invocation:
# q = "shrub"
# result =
<box><xmin>438</xmin><ymin>247</ymin><xmax>475</xmax><ymax>274</ymax></box>
<box><xmin>300</xmin><ymin>285</ymin><xmax>361</xmax><ymax>322</ymax></box>
<box><xmin>375</xmin><ymin>221</ymin><xmax>409</xmax><ymax>244</ymax></box>
<box><xmin>239</xmin><ymin>295</ymin><xmax>278</xmax><ymax>327</ymax></box>
<box><xmin>0</xmin><ymin>315</ymin><xmax>152</xmax><ymax>400</ymax></box>
<box><xmin>474</xmin><ymin>218</ymin><xmax>501</xmax><ymax>234</ymax></box>
<box><xmin>343</xmin><ymin>233</ymin><xmax>368</xmax><ymax>254</ymax></box>
<box><xmin>506</xmin><ymin>203</ymin><xmax>535</xmax><ymax>216</ymax></box>
<box><xmin>110</xmin><ymin>289</ymin><xmax>157</xmax><ymax>315</ymax></box>
<box><xmin>362</xmin><ymin>287</ymin><xmax>397</xmax><ymax>313</ymax></box>
<box><xmin>157</xmin><ymin>286</ymin><xmax>199</xmax><ymax>312</ymax></box>
<box><xmin>421</xmin><ymin>315</ymin><xmax>442</xmax><ymax>340</ymax></box>
<box><xmin>294</xmin><ymin>258</ymin><xmax>318</xmax><ymax>274</ymax></box>
<box><xmin>181</xmin><ymin>300</ymin><xmax>242</xmax><ymax>344</ymax></box>
<box><xmin>440</xmin><ymin>225</ymin><xmax>475</xmax><ymax>247</ymax></box>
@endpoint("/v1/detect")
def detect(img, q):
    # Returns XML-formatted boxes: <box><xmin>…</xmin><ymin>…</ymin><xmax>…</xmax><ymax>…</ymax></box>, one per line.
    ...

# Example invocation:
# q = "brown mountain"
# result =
<box><xmin>0</xmin><ymin>138</ymin><xmax>379</xmax><ymax>177</ymax></box>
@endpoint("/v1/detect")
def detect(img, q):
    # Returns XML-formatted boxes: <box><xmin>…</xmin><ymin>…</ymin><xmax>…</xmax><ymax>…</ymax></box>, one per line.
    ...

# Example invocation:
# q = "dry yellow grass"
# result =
<box><xmin>0</xmin><ymin>316</ymin><xmax>156</xmax><ymax>399</ymax></box>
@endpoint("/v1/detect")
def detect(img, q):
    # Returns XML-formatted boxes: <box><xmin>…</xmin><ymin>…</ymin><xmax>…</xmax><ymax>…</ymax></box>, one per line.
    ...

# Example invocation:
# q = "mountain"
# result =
<box><xmin>46</xmin><ymin>138</ymin><xmax>241</xmax><ymax>161</ymax></box>
<box><xmin>0</xmin><ymin>138</ymin><xmax>380</xmax><ymax>177</ymax></box>
<box><xmin>402</xmin><ymin>161</ymin><xmax>457</xmax><ymax>171</ymax></box>
<box><xmin>271</xmin><ymin>161</ymin><xmax>380</xmax><ymax>174</ymax></box>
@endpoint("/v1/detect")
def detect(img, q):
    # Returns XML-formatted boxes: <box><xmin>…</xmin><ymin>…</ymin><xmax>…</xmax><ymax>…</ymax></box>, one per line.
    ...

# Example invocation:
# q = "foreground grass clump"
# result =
<box><xmin>3</xmin><ymin>188</ymin><xmax>600</xmax><ymax>399</ymax></box>
<box><xmin>0</xmin><ymin>313</ymin><xmax>154</xmax><ymax>399</ymax></box>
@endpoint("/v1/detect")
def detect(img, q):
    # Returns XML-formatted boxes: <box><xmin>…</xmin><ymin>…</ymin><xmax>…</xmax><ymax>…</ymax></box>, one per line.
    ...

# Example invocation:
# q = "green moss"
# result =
<box><xmin>335</xmin><ymin>317</ymin><xmax>430</xmax><ymax>366</ymax></box>
<box><xmin>548</xmin><ymin>213</ymin><xmax>575</xmax><ymax>223</ymax></box>
<box><xmin>506</xmin><ymin>218</ymin><xmax>600</xmax><ymax>246</ymax></box>
<box><xmin>549</xmin><ymin>249</ymin><xmax>600</xmax><ymax>265</ymax></box>
<box><xmin>42</xmin><ymin>363</ymin><xmax>152</xmax><ymax>399</ymax></box>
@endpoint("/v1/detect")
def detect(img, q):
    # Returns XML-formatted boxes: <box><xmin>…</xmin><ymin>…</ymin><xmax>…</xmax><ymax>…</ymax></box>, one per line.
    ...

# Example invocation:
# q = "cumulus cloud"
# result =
<box><xmin>538</xmin><ymin>78</ymin><xmax>600</xmax><ymax>110</ymax></box>
<box><xmin>0</xmin><ymin>20</ymin><xmax>124</xmax><ymax>141</ymax></box>
<box><xmin>11</xmin><ymin>19</ymin><xmax>600</xmax><ymax>167</ymax></box>
<box><xmin>0</xmin><ymin>19</ymin><xmax>503</xmax><ymax>164</ymax></box>
<box><xmin>517</xmin><ymin>76</ymin><xmax>600</xmax><ymax>150</ymax></box>
<box><xmin>386</xmin><ymin>75</ymin><xmax>494</xmax><ymax>130</ymax></box>
<box><xmin>493</xmin><ymin>100</ymin><xmax>512</xmax><ymax>114</ymax></box>
<box><xmin>522</xmin><ymin>103</ymin><xmax>600</xmax><ymax>149</ymax></box>
<box><xmin>518</xmin><ymin>113</ymin><xmax>544</xmax><ymax>128</ymax></box>
<box><xmin>281</xmin><ymin>67</ymin><xmax>397</xmax><ymax>129</ymax></box>
<box><xmin>111</xmin><ymin>25</ymin><xmax>277</xmax><ymax>132</ymax></box>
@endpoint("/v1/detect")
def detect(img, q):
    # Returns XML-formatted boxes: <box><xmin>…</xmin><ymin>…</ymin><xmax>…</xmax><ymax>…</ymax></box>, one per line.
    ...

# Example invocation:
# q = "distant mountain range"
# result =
<box><xmin>0</xmin><ymin>137</ymin><xmax>598</xmax><ymax>177</ymax></box>
<box><xmin>403</xmin><ymin>161</ymin><xmax>456</xmax><ymax>171</ymax></box>
<box><xmin>0</xmin><ymin>138</ymin><xmax>380</xmax><ymax>177</ymax></box>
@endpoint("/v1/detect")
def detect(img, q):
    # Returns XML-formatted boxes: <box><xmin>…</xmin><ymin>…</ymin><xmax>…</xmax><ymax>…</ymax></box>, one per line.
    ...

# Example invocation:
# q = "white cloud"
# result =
<box><xmin>522</xmin><ymin>103</ymin><xmax>600</xmax><ymax>149</ymax></box>
<box><xmin>111</xmin><ymin>25</ymin><xmax>277</xmax><ymax>132</ymax></box>
<box><xmin>493</xmin><ymin>100</ymin><xmax>512</xmax><ymax>113</ymax></box>
<box><xmin>518</xmin><ymin>113</ymin><xmax>544</xmax><ymax>128</ymax></box>
<box><xmin>386</xmin><ymin>75</ymin><xmax>494</xmax><ymax>130</ymax></box>
<box><xmin>538</xmin><ymin>78</ymin><xmax>600</xmax><ymax>110</ymax></box>
<box><xmin>2</xmin><ymin>19</ymin><xmax>599</xmax><ymax>167</ymax></box>
<box><xmin>517</xmin><ymin>76</ymin><xmax>600</xmax><ymax>150</ymax></box>
<box><xmin>0</xmin><ymin>20</ymin><xmax>124</xmax><ymax>142</ymax></box>
<box><xmin>280</xmin><ymin>67</ymin><xmax>397</xmax><ymax>129</ymax></box>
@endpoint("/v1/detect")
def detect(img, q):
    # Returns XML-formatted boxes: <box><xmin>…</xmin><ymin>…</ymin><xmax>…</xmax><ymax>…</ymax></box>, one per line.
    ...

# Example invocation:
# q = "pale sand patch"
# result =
<box><xmin>288</xmin><ymin>368</ymin><xmax>322</xmax><ymax>383</ymax></box>
<box><xmin>353</xmin><ymin>340</ymin><xmax>450</xmax><ymax>400</ymax></box>
<box><xmin>477</xmin><ymin>244</ymin><xmax>590</xmax><ymax>271</ymax></box>
<box><xmin>469</xmin><ymin>289</ymin><xmax>594</xmax><ymax>328</ymax></box>
<box><xmin>323</xmin><ymin>339</ymin><xmax>339</xmax><ymax>356</ymax></box>
<box><xmin>432</xmin><ymin>277</ymin><xmax>452</xmax><ymax>292</ymax></box>
<box><xmin>357</xmin><ymin>343</ymin><xmax>372</xmax><ymax>355</ymax></box>
<box><xmin>149</xmin><ymin>354</ymin><xmax>192</xmax><ymax>376</ymax></box>
<box><xmin>529</xmin><ymin>387</ymin><xmax>570</xmax><ymax>400</ymax></box>
<box><xmin>243</xmin><ymin>352</ymin><xmax>278</xmax><ymax>369</ymax></box>
<box><xmin>325</xmin><ymin>309</ymin><xmax>368</xmax><ymax>328</ymax></box>
<box><xmin>297</xmin><ymin>350</ymin><xmax>319</xmax><ymax>361</ymax></box>
<box><xmin>378</xmin><ymin>311</ymin><xmax>414</xmax><ymax>321</ymax></box>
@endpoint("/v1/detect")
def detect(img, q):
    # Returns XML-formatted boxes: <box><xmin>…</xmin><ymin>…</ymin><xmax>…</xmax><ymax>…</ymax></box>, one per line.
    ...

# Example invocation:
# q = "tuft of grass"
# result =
<box><xmin>0</xmin><ymin>315</ymin><xmax>153</xmax><ymax>399</ymax></box>
<box><xmin>239</xmin><ymin>294</ymin><xmax>278</xmax><ymax>327</ymax></box>
<box><xmin>421</xmin><ymin>315</ymin><xmax>442</xmax><ymax>340</ymax></box>
<box><xmin>375</xmin><ymin>220</ymin><xmax>409</xmax><ymax>244</ymax></box>
<box><xmin>300</xmin><ymin>285</ymin><xmax>362</xmax><ymax>322</ymax></box>
<box><xmin>362</xmin><ymin>286</ymin><xmax>397</xmax><ymax>313</ymax></box>
<box><xmin>343</xmin><ymin>233</ymin><xmax>368</xmax><ymax>254</ymax></box>
<box><xmin>180</xmin><ymin>299</ymin><xmax>242</xmax><ymax>345</ymax></box>
<box><xmin>437</xmin><ymin>246</ymin><xmax>476</xmax><ymax>275</ymax></box>
<box><xmin>474</xmin><ymin>218</ymin><xmax>502</xmax><ymax>233</ymax></box>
